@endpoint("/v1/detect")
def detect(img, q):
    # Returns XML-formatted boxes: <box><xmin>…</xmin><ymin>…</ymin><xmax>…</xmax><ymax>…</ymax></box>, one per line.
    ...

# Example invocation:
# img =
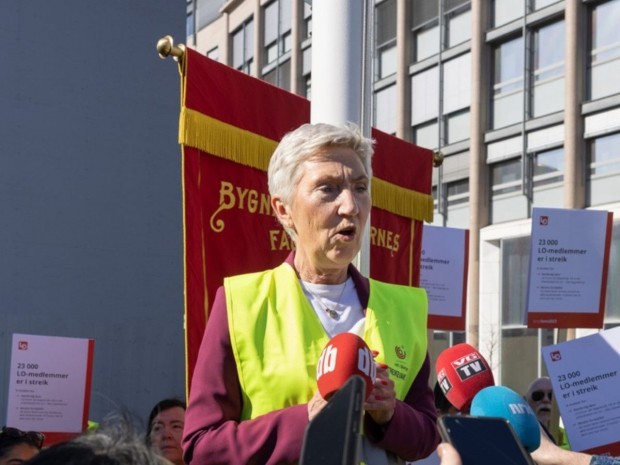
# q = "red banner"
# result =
<box><xmin>179</xmin><ymin>48</ymin><xmax>434</xmax><ymax>390</ymax></box>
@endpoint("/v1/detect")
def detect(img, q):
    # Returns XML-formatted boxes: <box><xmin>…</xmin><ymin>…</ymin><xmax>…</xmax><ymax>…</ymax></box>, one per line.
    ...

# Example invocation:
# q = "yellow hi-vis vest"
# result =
<box><xmin>225</xmin><ymin>263</ymin><xmax>428</xmax><ymax>421</ymax></box>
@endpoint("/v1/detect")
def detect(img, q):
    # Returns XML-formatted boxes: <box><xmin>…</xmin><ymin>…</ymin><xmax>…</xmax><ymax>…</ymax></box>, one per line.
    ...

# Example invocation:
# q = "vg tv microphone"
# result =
<box><xmin>316</xmin><ymin>332</ymin><xmax>376</xmax><ymax>400</ymax></box>
<box><xmin>471</xmin><ymin>385</ymin><xmax>541</xmax><ymax>452</ymax></box>
<box><xmin>435</xmin><ymin>343</ymin><xmax>495</xmax><ymax>411</ymax></box>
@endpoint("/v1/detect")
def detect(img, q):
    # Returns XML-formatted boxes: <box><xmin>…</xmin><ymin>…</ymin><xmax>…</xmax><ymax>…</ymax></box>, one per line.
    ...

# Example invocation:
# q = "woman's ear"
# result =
<box><xmin>271</xmin><ymin>195</ymin><xmax>294</xmax><ymax>229</ymax></box>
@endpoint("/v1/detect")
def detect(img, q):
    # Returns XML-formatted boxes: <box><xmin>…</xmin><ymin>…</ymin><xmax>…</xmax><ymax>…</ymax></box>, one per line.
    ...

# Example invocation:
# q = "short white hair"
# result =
<box><xmin>268</xmin><ymin>122</ymin><xmax>374</xmax><ymax>206</ymax></box>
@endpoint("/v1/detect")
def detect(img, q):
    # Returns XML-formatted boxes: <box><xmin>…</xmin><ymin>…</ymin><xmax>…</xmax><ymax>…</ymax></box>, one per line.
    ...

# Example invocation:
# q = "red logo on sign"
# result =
<box><xmin>550</xmin><ymin>350</ymin><xmax>561</xmax><ymax>362</ymax></box>
<box><xmin>18</xmin><ymin>341</ymin><xmax>28</xmax><ymax>350</ymax></box>
<box><xmin>540</xmin><ymin>216</ymin><xmax>549</xmax><ymax>226</ymax></box>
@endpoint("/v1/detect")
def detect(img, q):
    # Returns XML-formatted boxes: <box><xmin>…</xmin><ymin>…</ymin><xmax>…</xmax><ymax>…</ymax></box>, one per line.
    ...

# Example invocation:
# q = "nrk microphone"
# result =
<box><xmin>316</xmin><ymin>332</ymin><xmax>376</xmax><ymax>400</ymax></box>
<box><xmin>435</xmin><ymin>343</ymin><xmax>494</xmax><ymax>411</ymax></box>
<box><xmin>471</xmin><ymin>385</ymin><xmax>541</xmax><ymax>452</ymax></box>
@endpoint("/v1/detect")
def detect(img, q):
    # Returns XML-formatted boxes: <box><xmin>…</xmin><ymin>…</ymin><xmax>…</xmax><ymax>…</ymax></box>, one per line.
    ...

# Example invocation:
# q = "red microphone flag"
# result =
<box><xmin>316</xmin><ymin>333</ymin><xmax>376</xmax><ymax>401</ymax></box>
<box><xmin>435</xmin><ymin>343</ymin><xmax>494</xmax><ymax>411</ymax></box>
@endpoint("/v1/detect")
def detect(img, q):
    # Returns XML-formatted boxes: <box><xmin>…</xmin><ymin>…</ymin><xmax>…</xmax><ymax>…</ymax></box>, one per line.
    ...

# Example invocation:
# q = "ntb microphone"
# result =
<box><xmin>435</xmin><ymin>343</ymin><xmax>494</xmax><ymax>411</ymax></box>
<box><xmin>316</xmin><ymin>333</ymin><xmax>376</xmax><ymax>400</ymax></box>
<box><xmin>471</xmin><ymin>385</ymin><xmax>541</xmax><ymax>452</ymax></box>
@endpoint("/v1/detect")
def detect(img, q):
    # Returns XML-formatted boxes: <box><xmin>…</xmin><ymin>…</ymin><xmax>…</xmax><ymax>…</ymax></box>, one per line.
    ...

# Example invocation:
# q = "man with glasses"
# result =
<box><xmin>525</xmin><ymin>376</ymin><xmax>554</xmax><ymax>431</ymax></box>
<box><xmin>0</xmin><ymin>426</ymin><xmax>44</xmax><ymax>464</ymax></box>
<box><xmin>524</xmin><ymin>376</ymin><xmax>570</xmax><ymax>449</ymax></box>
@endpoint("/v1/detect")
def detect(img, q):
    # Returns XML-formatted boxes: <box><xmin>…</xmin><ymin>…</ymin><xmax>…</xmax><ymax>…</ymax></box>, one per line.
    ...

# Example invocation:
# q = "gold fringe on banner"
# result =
<box><xmin>371</xmin><ymin>178</ymin><xmax>434</xmax><ymax>223</ymax></box>
<box><xmin>179</xmin><ymin>107</ymin><xmax>277</xmax><ymax>171</ymax></box>
<box><xmin>179</xmin><ymin>106</ymin><xmax>434</xmax><ymax>222</ymax></box>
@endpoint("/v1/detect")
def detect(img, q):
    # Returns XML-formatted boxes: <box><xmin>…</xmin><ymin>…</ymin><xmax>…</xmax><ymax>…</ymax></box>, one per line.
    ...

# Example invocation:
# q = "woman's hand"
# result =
<box><xmin>437</xmin><ymin>443</ymin><xmax>462</xmax><ymax>465</ymax></box>
<box><xmin>307</xmin><ymin>389</ymin><xmax>328</xmax><ymax>421</ymax></box>
<box><xmin>364</xmin><ymin>362</ymin><xmax>395</xmax><ymax>425</ymax></box>
<box><xmin>530</xmin><ymin>425</ymin><xmax>592</xmax><ymax>465</ymax></box>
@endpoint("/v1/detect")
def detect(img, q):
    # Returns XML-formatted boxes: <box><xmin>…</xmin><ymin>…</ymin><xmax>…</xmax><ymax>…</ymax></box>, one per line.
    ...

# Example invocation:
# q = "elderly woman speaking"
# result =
<box><xmin>182</xmin><ymin>123</ymin><xmax>439</xmax><ymax>464</ymax></box>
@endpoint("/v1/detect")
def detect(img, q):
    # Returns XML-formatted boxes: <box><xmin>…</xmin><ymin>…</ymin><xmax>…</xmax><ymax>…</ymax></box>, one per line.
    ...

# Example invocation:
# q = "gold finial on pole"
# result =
<box><xmin>156</xmin><ymin>35</ymin><xmax>186</xmax><ymax>62</ymax></box>
<box><xmin>432</xmin><ymin>150</ymin><xmax>444</xmax><ymax>167</ymax></box>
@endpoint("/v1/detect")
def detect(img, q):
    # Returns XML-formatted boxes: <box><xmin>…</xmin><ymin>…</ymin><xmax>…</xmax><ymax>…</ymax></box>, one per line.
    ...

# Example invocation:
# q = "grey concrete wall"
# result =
<box><xmin>0</xmin><ymin>1</ymin><xmax>186</xmax><ymax>428</ymax></box>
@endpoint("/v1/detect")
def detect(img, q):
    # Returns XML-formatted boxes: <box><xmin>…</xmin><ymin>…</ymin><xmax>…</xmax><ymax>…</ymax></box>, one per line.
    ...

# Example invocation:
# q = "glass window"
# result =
<box><xmin>493</xmin><ymin>0</ymin><xmax>524</xmax><ymax>28</ymax></box>
<box><xmin>534</xmin><ymin>0</ymin><xmax>560</xmax><ymax>9</ymax></box>
<box><xmin>376</xmin><ymin>0</ymin><xmax>397</xmax><ymax>79</ymax></box>
<box><xmin>412</xmin><ymin>0</ymin><xmax>438</xmax><ymax>27</ymax></box>
<box><xmin>492</xmin><ymin>158</ymin><xmax>521</xmax><ymax>196</ymax></box>
<box><xmin>280</xmin><ymin>0</ymin><xmax>292</xmax><ymax>37</ymax></box>
<box><xmin>374</xmin><ymin>85</ymin><xmax>397</xmax><ymax>135</ymax></box>
<box><xmin>444</xmin><ymin>53</ymin><xmax>471</xmax><ymax>114</ymax></box>
<box><xmin>206</xmin><ymin>47</ymin><xmax>219</xmax><ymax>61</ymax></box>
<box><xmin>604</xmin><ymin>223</ymin><xmax>620</xmax><ymax>323</ymax></box>
<box><xmin>186</xmin><ymin>11</ymin><xmax>194</xmax><ymax>38</ymax></box>
<box><xmin>232</xmin><ymin>19</ymin><xmax>254</xmax><ymax>74</ymax></box>
<box><xmin>304</xmin><ymin>2</ymin><xmax>312</xmax><ymax>39</ymax></box>
<box><xmin>532</xmin><ymin>147</ymin><xmax>564</xmax><ymax>207</ymax></box>
<box><xmin>447</xmin><ymin>110</ymin><xmax>470</xmax><ymax>144</ymax></box>
<box><xmin>196</xmin><ymin>0</ymin><xmax>226</xmax><ymax>30</ymax></box>
<box><xmin>264</xmin><ymin>2</ymin><xmax>279</xmax><ymax>62</ymax></box>
<box><xmin>501</xmin><ymin>328</ymin><xmax>554</xmax><ymax>393</ymax></box>
<box><xmin>304</xmin><ymin>77</ymin><xmax>312</xmax><ymax>100</ymax></box>
<box><xmin>493</xmin><ymin>37</ymin><xmax>524</xmax><ymax>129</ymax></box>
<box><xmin>588</xmin><ymin>132</ymin><xmax>620</xmax><ymax>206</ymax></box>
<box><xmin>411</xmin><ymin>66</ymin><xmax>439</xmax><ymax>125</ymax></box>
<box><xmin>412</xmin><ymin>0</ymin><xmax>439</xmax><ymax>62</ymax></box>
<box><xmin>264</xmin><ymin>61</ymin><xmax>291</xmax><ymax>91</ymax></box>
<box><xmin>532</xmin><ymin>21</ymin><xmax>565</xmax><ymax>117</ymax></box>
<box><xmin>414</xmin><ymin>121</ymin><xmax>439</xmax><ymax>149</ymax></box>
<box><xmin>263</xmin><ymin>68</ymin><xmax>276</xmax><ymax>86</ymax></box>
<box><xmin>533</xmin><ymin>147</ymin><xmax>564</xmax><ymax>188</ymax></box>
<box><xmin>447</xmin><ymin>179</ymin><xmax>469</xmax><ymax>206</ymax></box>
<box><xmin>263</xmin><ymin>0</ymin><xmax>292</xmax><ymax>65</ymax></box>
<box><xmin>491</xmin><ymin>158</ymin><xmax>528</xmax><ymax>223</ymax></box>
<box><xmin>416</xmin><ymin>25</ymin><xmax>440</xmax><ymax>61</ymax></box>
<box><xmin>302</xmin><ymin>47</ymin><xmax>312</xmax><ymax>76</ymax></box>
<box><xmin>379</xmin><ymin>47</ymin><xmax>397</xmax><ymax>80</ymax></box>
<box><xmin>432</xmin><ymin>185</ymin><xmax>445</xmax><ymax>226</ymax></box>
<box><xmin>501</xmin><ymin>235</ymin><xmax>530</xmax><ymax>326</ymax></box>
<box><xmin>499</xmin><ymin>237</ymin><xmax>555</xmax><ymax>392</ymax></box>
<box><xmin>589</xmin><ymin>0</ymin><xmax>620</xmax><ymax>100</ymax></box>
<box><xmin>447</xmin><ymin>8</ymin><xmax>471</xmax><ymax>48</ymax></box>
<box><xmin>301</xmin><ymin>44</ymin><xmax>311</xmax><ymax>95</ymax></box>
<box><xmin>444</xmin><ymin>0</ymin><xmax>469</xmax><ymax>10</ymax></box>
<box><xmin>445</xmin><ymin>178</ymin><xmax>469</xmax><ymax>227</ymax></box>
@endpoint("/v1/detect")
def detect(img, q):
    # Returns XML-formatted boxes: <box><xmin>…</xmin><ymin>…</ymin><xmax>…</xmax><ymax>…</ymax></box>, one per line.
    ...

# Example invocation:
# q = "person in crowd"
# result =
<box><xmin>524</xmin><ymin>377</ymin><xmax>554</xmax><ymax>430</ymax></box>
<box><xmin>182</xmin><ymin>122</ymin><xmax>440</xmax><ymax>464</ymax></box>
<box><xmin>25</xmin><ymin>413</ymin><xmax>169</xmax><ymax>465</ymax></box>
<box><xmin>146</xmin><ymin>399</ymin><xmax>186</xmax><ymax>465</ymax></box>
<box><xmin>524</xmin><ymin>376</ymin><xmax>570</xmax><ymax>448</ymax></box>
<box><xmin>0</xmin><ymin>427</ymin><xmax>43</xmax><ymax>465</ymax></box>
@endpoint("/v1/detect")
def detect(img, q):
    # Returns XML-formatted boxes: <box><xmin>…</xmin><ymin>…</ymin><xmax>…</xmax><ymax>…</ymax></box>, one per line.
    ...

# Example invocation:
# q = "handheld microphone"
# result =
<box><xmin>471</xmin><ymin>385</ymin><xmax>541</xmax><ymax>452</ymax></box>
<box><xmin>435</xmin><ymin>343</ymin><xmax>494</xmax><ymax>411</ymax></box>
<box><xmin>316</xmin><ymin>332</ymin><xmax>376</xmax><ymax>400</ymax></box>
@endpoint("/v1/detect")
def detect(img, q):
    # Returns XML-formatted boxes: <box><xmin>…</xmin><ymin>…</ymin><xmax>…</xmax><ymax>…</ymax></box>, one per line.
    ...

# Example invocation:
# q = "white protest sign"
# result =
<box><xmin>6</xmin><ymin>333</ymin><xmax>94</xmax><ymax>439</ymax></box>
<box><xmin>420</xmin><ymin>225</ymin><xmax>469</xmax><ymax>330</ymax></box>
<box><xmin>526</xmin><ymin>207</ymin><xmax>613</xmax><ymax>328</ymax></box>
<box><xmin>542</xmin><ymin>326</ymin><xmax>620</xmax><ymax>455</ymax></box>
